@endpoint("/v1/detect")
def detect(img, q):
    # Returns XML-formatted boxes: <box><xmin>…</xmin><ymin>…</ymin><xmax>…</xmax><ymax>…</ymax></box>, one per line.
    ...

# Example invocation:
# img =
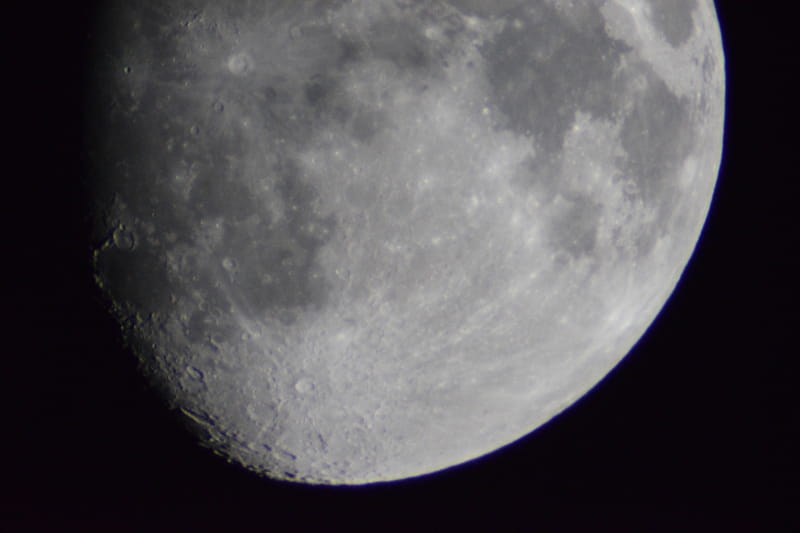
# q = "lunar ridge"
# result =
<box><xmin>86</xmin><ymin>0</ymin><xmax>725</xmax><ymax>484</ymax></box>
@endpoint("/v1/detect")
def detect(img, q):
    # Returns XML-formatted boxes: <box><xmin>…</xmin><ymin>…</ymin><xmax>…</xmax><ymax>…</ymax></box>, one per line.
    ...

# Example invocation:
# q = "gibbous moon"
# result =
<box><xmin>85</xmin><ymin>0</ymin><xmax>725</xmax><ymax>484</ymax></box>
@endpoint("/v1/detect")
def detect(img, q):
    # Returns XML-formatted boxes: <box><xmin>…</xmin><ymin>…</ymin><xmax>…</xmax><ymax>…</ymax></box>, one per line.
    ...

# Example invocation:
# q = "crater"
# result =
<box><xmin>112</xmin><ymin>225</ymin><xmax>136</xmax><ymax>250</ymax></box>
<box><xmin>227</xmin><ymin>52</ymin><xmax>253</xmax><ymax>75</ymax></box>
<box><xmin>295</xmin><ymin>378</ymin><xmax>315</xmax><ymax>394</ymax></box>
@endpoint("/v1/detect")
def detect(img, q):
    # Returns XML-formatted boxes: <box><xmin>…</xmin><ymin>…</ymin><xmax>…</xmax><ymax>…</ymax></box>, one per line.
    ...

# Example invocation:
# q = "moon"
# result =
<box><xmin>85</xmin><ymin>0</ymin><xmax>725</xmax><ymax>484</ymax></box>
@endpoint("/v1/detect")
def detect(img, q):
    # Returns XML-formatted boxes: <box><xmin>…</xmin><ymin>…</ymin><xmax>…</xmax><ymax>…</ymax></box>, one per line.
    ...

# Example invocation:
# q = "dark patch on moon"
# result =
<box><xmin>298</xmin><ymin>72</ymin><xmax>363</xmax><ymax>135</ymax></box>
<box><xmin>480</xmin><ymin>2</ymin><xmax>631</xmax><ymax>156</ymax></box>
<box><xmin>94</xmin><ymin>244</ymin><xmax>172</xmax><ymax>312</ymax></box>
<box><xmin>548</xmin><ymin>195</ymin><xmax>601</xmax><ymax>258</ymax></box>
<box><xmin>487</xmin><ymin>3</ymin><xmax>695</xmax><ymax>261</ymax></box>
<box><xmin>368</xmin><ymin>19</ymin><xmax>432</xmax><ymax>70</ymax></box>
<box><xmin>304</xmin><ymin>75</ymin><xmax>337</xmax><ymax>109</ymax></box>
<box><xmin>348</xmin><ymin>108</ymin><xmax>387</xmax><ymax>144</ymax></box>
<box><xmin>195</xmin><ymin>161</ymin><xmax>337</xmax><ymax>323</ymax></box>
<box><xmin>186</xmin><ymin>309</ymin><xmax>235</xmax><ymax>345</ymax></box>
<box><xmin>615</xmin><ymin>67</ymin><xmax>693</xmax><ymax>258</ymax></box>
<box><xmin>648</xmin><ymin>0</ymin><xmax>696</xmax><ymax>48</ymax></box>
<box><xmin>336</xmin><ymin>15</ymin><xmax>447</xmax><ymax>78</ymax></box>
<box><xmin>90</xmin><ymin>62</ymin><xmax>338</xmax><ymax>334</ymax></box>
<box><xmin>620</xmin><ymin>70</ymin><xmax>693</xmax><ymax>207</ymax></box>
<box><xmin>454</xmin><ymin>0</ymin><xmax>527</xmax><ymax>18</ymax></box>
<box><xmin>189</xmin><ymin>171</ymin><xmax>258</xmax><ymax>222</ymax></box>
<box><xmin>263</xmin><ymin>86</ymin><xmax>278</xmax><ymax>101</ymax></box>
<box><xmin>338</xmin><ymin>39</ymin><xmax>365</xmax><ymax>65</ymax></box>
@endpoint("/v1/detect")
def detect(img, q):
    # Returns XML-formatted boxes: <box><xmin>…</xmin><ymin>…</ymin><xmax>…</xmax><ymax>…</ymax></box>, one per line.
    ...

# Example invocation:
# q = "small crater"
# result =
<box><xmin>294</xmin><ymin>377</ymin><xmax>315</xmax><ymax>394</ymax></box>
<box><xmin>288</xmin><ymin>24</ymin><xmax>303</xmax><ymax>40</ymax></box>
<box><xmin>112</xmin><ymin>225</ymin><xmax>135</xmax><ymax>250</ymax></box>
<box><xmin>227</xmin><ymin>53</ymin><xmax>253</xmax><ymax>75</ymax></box>
<box><xmin>186</xmin><ymin>366</ymin><xmax>204</xmax><ymax>381</ymax></box>
<box><xmin>122</xmin><ymin>66</ymin><xmax>131</xmax><ymax>74</ymax></box>
<box><xmin>189</xmin><ymin>125</ymin><xmax>200</xmax><ymax>135</ymax></box>
<box><xmin>221</xmin><ymin>257</ymin><xmax>237</xmax><ymax>271</ymax></box>
<box><xmin>212</xmin><ymin>100</ymin><xmax>225</xmax><ymax>113</ymax></box>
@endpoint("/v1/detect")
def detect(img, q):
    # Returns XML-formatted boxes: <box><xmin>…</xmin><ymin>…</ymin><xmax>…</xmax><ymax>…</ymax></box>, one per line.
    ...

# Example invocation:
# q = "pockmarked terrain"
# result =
<box><xmin>85</xmin><ymin>0</ymin><xmax>725</xmax><ymax>484</ymax></box>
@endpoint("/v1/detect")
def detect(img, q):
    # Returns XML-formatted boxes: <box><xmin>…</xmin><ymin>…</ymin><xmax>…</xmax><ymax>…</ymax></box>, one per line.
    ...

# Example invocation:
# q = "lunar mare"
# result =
<box><xmin>86</xmin><ymin>0</ymin><xmax>725</xmax><ymax>484</ymax></box>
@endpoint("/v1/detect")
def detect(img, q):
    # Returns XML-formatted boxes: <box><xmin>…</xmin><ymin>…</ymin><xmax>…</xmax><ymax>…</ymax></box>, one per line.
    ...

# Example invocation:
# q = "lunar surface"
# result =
<box><xmin>85</xmin><ymin>0</ymin><xmax>725</xmax><ymax>484</ymax></box>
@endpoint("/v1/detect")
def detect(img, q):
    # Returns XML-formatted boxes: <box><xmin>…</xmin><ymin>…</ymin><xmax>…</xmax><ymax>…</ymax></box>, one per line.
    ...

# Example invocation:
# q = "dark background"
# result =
<box><xmin>6</xmin><ymin>1</ymin><xmax>797</xmax><ymax>531</ymax></box>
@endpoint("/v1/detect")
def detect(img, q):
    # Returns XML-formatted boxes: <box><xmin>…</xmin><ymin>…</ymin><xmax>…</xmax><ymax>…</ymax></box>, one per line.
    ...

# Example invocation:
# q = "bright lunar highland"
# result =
<box><xmin>85</xmin><ymin>0</ymin><xmax>725</xmax><ymax>484</ymax></box>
